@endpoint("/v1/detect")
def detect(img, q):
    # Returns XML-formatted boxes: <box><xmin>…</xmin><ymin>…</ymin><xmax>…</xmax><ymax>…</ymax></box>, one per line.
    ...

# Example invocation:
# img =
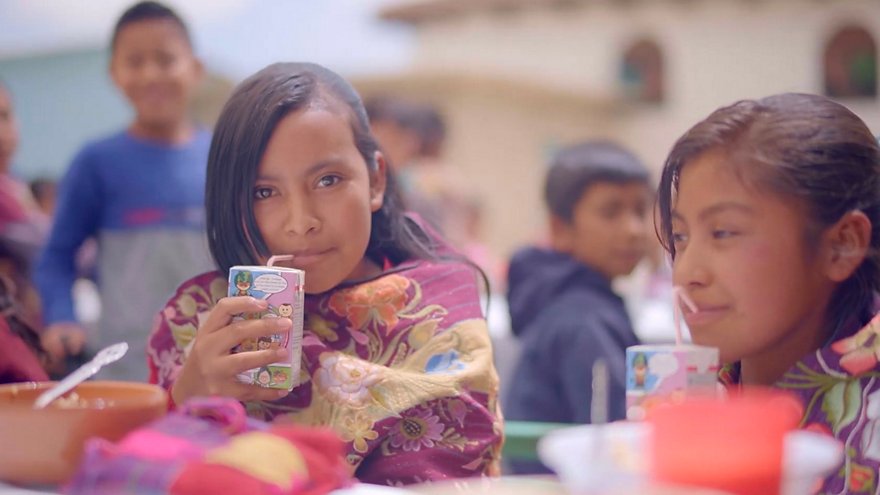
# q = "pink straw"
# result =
<box><xmin>672</xmin><ymin>286</ymin><xmax>697</xmax><ymax>346</ymax></box>
<box><xmin>267</xmin><ymin>255</ymin><xmax>294</xmax><ymax>267</ymax></box>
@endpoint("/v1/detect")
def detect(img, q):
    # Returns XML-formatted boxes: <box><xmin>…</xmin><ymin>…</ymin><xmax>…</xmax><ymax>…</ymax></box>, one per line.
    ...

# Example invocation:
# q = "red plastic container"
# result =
<box><xmin>647</xmin><ymin>388</ymin><xmax>802</xmax><ymax>495</ymax></box>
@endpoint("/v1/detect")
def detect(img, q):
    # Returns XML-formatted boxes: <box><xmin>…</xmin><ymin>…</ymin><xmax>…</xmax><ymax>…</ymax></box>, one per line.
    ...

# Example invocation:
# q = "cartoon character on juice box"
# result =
<box><xmin>632</xmin><ymin>352</ymin><xmax>648</xmax><ymax>389</ymax></box>
<box><xmin>233</xmin><ymin>271</ymin><xmax>253</xmax><ymax>297</ymax></box>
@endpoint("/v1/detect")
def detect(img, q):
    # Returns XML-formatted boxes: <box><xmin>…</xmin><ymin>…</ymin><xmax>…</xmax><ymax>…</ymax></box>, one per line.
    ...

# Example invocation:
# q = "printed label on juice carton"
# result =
<box><xmin>625</xmin><ymin>344</ymin><xmax>719</xmax><ymax>420</ymax></box>
<box><xmin>228</xmin><ymin>265</ymin><xmax>304</xmax><ymax>391</ymax></box>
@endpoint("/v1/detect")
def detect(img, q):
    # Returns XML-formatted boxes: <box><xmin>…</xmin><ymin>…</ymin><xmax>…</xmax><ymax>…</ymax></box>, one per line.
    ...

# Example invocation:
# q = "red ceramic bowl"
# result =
<box><xmin>0</xmin><ymin>381</ymin><xmax>168</xmax><ymax>484</ymax></box>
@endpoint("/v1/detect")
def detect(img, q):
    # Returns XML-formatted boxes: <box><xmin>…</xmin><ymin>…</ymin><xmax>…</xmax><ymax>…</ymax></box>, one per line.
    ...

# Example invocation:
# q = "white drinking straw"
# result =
<box><xmin>267</xmin><ymin>254</ymin><xmax>294</xmax><ymax>267</ymax></box>
<box><xmin>672</xmin><ymin>286</ymin><xmax>698</xmax><ymax>346</ymax></box>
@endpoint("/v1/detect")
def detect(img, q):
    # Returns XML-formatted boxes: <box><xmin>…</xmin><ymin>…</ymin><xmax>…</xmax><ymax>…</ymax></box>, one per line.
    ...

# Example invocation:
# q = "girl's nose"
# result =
<box><xmin>282</xmin><ymin>196</ymin><xmax>320</xmax><ymax>236</ymax></box>
<box><xmin>672</xmin><ymin>242</ymin><xmax>710</xmax><ymax>289</ymax></box>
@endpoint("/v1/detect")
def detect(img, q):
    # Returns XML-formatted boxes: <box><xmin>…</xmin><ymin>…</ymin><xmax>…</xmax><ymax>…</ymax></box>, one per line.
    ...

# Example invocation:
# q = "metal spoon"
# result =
<box><xmin>33</xmin><ymin>342</ymin><xmax>129</xmax><ymax>410</ymax></box>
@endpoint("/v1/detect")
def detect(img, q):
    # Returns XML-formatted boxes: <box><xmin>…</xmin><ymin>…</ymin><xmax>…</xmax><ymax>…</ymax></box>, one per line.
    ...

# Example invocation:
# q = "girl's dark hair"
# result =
<box><xmin>545</xmin><ymin>140</ymin><xmax>650</xmax><ymax>223</ymax></box>
<box><xmin>658</xmin><ymin>92</ymin><xmax>880</xmax><ymax>334</ymax></box>
<box><xmin>112</xmin><ymin>1</ymin><xmax>191</xmax><ymax>50</ymax></box>
<box><xmin>206</xmin><ymin>62</ymin><xmax>438</xmax><ymax>275</ymax></box>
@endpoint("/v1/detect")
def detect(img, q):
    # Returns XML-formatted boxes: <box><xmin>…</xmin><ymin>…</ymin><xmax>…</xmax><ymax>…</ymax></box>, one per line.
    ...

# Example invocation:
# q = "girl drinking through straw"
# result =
<box><xmin>658</xmin><ymin>93</ymin><xmax>880</xmax><ymax>493</ymax></box>
<box><xmin>147</xmin><ymin>62</ymin><xmax>502</xmax><ymax>485</ymax></box>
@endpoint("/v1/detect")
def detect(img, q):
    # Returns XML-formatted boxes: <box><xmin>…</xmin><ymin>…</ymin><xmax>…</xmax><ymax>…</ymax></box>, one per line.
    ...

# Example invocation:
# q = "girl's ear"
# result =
<box><xmin>369</xmin><ymin>151</ymin><xmax>388</xmax><ymax>213</ymax></box>
<box><xmin>823</xmin><ymin>210</ymin><xmax>872</xmax><ymax>282</ymax></box>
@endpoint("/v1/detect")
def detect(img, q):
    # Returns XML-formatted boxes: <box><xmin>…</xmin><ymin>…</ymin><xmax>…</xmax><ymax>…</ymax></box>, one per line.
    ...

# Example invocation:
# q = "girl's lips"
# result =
<box><xmin>286</xmin><ymin>249</ymin><xmax>333</xmax><ymax>267</ymax></box>
<box><xmin>682</xmin><ymin>306</ymin><xmax>730</xmax><ymax>328</ymax></box>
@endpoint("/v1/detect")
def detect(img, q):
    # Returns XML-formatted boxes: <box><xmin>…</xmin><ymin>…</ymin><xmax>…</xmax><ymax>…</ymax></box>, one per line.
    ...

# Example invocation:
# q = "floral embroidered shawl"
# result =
<box><xmin>147</xmin><ymin>259</ymin><xmax>503</xmax><ymax>486</ymax></box>
<box><xmin>720</xmin><ymin>314</ymin><xmax>880</xmax><ymax>494</ymax></box>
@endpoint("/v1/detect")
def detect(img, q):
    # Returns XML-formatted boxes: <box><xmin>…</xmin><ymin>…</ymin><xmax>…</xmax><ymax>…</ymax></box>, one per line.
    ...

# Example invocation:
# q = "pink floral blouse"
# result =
<box><xmin>147</xmin><ymin>259</ymin><xmax>503</xmax><ymax>486</ymax></box>
<box><xmin>720</xmin><ymin>313</ymin><xmax>880</xmax><ymax>494</ymax></box>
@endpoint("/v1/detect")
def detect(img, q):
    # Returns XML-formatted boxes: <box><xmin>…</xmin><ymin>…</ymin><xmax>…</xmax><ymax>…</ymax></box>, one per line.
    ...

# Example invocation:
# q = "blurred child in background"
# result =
<box><xmin>505</xmin><ymin>141</ymin><xmax>650</xmax><ymax>472</ymax></box>
<box><xmin>0</xmin><ymin>81</ymin><xmax>54</xmax><ymax>382</ymax></box>
<box><xmin>366</xmin><ymin>96</ymin><xmax>502</xmax><ymax>288</ymax></box>
<box><xmin>35</xmin><ymin>1</ymin><xmax>213</xmax><ymax>381</ymax></box>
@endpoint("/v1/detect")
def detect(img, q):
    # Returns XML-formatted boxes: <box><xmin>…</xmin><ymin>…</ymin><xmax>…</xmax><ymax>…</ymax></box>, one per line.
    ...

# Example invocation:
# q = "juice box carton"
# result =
<box><xmin>228</xmin><ymin>265</ymin><xmax>304</xmax><ymax>391</ymax></box>
<box><xmin>625</xmin><ymin>344</ymin><xmax>719</xmax><ymax>420</ymax></box>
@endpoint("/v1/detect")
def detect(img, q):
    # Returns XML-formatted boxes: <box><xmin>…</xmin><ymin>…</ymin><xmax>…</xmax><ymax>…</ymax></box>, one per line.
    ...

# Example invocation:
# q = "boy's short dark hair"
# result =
<box><xmin>111</xmin><ymin>1</ymin><xmax>191</xmax><ymax>50</ymax></box>
<box><xmin>544</xmin><ymin>140</ymin><xmax>650</xmax><ymax>222</ymax></box>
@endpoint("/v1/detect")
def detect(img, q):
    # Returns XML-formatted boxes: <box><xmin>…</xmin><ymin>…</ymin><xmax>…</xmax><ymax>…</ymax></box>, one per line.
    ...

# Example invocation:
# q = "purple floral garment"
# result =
<box><xmin>720</xmin><ymin>314</ymin><xmax>880</xmax><ymax>494</ymax></box>
<box><xmin>147</xmin><ymin>259</ymin><xmax>503</xmax><ymax>486</ymax></box>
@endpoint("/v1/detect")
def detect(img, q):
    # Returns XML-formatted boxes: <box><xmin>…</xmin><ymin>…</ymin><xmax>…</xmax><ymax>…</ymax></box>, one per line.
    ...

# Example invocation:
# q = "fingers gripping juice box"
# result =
<box><xmin>228</xmin><ymin>265</ymin><xmax>304</xmax><ymax>391</ymax></box>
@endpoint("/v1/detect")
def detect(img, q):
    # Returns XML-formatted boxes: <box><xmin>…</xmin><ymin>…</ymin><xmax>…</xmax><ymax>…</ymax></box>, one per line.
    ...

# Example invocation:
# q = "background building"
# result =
<box><xmin>355</xmin><ymin>0</ymin><xmax>880</xmax><ymax>258</ymax></box>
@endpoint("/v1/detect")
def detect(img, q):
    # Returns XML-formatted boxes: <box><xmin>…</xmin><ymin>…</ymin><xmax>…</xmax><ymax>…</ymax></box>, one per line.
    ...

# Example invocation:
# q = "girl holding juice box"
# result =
<box><xmin>658</xmin><ymin>93</ymin><xmax>880</xmax><ymax>493</ymax></box>
<box><xmin>146</xmin><ymin>63</ymin><xmax>501</xmax><ymax>484</ymax></box>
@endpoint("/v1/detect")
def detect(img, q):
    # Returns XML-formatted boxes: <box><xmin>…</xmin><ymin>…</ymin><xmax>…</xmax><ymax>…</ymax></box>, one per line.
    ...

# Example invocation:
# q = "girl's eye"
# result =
<box><xmin>317</xmin><ymin>175</ymin><xmax>341</xmax><ymax>188</ymax></box>
<box><xmin>253</xmin><ymin>187</ymin><xmax>274</xmax><ymax>200</ymax></box>
<box><xmin>712</xmin><ymin>229</ymin><xmax>737</xmax><ymax>240</ymax></box>
<box><xmin>671</xmin><ymin>232</ymin><xmax>688</xmax><ymax>247</ymax></box>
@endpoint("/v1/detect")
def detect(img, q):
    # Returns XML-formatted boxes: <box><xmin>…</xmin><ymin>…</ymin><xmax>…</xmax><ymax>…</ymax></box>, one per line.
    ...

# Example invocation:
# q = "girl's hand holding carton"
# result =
<box><xmin>171</xmin><ymin>295</ymin><xmax>292</xmax><ymax>404</ymax></box>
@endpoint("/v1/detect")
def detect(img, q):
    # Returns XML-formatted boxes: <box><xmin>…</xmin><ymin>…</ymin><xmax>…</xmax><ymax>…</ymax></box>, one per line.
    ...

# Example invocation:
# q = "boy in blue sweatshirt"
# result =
<box><xmin>35</xmin><ymin>1</ymin><xmax>213</xmax><ymax>381</ymax></box>
<box><xmin>505</xmin><ymin>141</ymin><xmax>651</xmax><ymax>472</ymax></box>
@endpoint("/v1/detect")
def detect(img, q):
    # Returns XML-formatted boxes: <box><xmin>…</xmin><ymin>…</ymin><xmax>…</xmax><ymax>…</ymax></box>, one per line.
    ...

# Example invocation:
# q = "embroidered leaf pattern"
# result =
<box><xmin>822</xmin><ymin>379</ymin><xmax>863</xmax><ymax>435</ymax></box>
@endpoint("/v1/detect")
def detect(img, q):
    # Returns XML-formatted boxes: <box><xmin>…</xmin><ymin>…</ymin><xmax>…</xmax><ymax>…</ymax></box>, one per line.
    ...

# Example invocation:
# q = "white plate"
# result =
<box><xmin>538</xmin><ymin>422</ymin><xmax>843</xmax><ymax>495</ymax></box>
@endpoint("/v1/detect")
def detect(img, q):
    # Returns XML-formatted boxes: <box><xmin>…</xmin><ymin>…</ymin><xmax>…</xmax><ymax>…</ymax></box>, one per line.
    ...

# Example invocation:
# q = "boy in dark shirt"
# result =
<box><xmin>505</xmin><ymin>140</ymin><xmax>651</xmax><ymax>471</ymax></box>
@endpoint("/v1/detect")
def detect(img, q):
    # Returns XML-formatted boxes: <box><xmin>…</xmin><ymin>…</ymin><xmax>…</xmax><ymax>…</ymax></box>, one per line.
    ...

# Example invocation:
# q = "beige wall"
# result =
<box><xmin>368</xmin><ymin>0</ymin><xmax>880</xmax><ymax>261</ymax></box>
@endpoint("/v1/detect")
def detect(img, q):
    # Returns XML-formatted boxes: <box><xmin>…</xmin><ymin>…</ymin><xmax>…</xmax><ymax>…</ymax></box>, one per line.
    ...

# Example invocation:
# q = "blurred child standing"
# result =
<box><xmin>0</xmin><ymin>80</ymin><xmax>50</xmax><ymax>383</ymax></box>
<box><xmin>505</xmin><ymin>141</ymin><xmax>650</xmax><ymax>472</ymax></box>
<box><xmin>35</xmin><ymin>1</ymin><xmax>213</xmax><ymax>381</ymax></box>
<box><xmin>0</xmin><ymin>80</ymin><xmax>47</xmax><ymax>256</ymax></box>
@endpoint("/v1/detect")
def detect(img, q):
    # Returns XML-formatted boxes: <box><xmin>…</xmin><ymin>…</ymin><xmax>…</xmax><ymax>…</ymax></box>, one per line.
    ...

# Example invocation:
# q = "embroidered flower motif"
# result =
<box><xmin>340</xmin><ymin>413</ymin><xmax>379</xmax><ymax>454</ymax></box>
<box><xmin>407</xmin><ymin>319</ymin><xmax>438</xmax><ymax>350</ymax></box>
<box><xmin>153</xmin><ymin>348</ymin><xmax>183</xmax><ymax>385</ymax></box>
<box><xmin>176</xmin><ymin>294</ymin><xmax>198</xmax><ymax>318</ymax></box>
<box><xmin>314</xmin><ymin>353</ymin><xmax>384</xmax><ymax>407</ymax></box>
<box><xmin>308</xmin><ymin>314</ymin><xmax>340</xmax><ymax>342</ymax></box>
<box><xmin>850</xmin><ymin>462</ymin><xmax>876</xmax><ymax>493</ymax></box>
<box><xmin>389</xmin><ymin>408</ymin><xmax>445</xmax><ymax>452</ymax></box>
<box><xmin>209</xmin><ymin>277</ymin><xmax>228</xmax><ymax>303</ymax></box>
<box><xmin>168</xmin><ymin>321</ymin><xmax>197</xmax><ymax>351</ymax></box>
<box><xmin>163</xmin><ymin>306</ymin><xmax>177</xmax><ymax>320</ymax></box>
<box><xmin>447</xmin><ymin>399</ymin><xmax>468</xmax><ymax>427</ymax></box>
<box><xmin>328</xmin><ymin>275</ymin><xmax>410</xmax><ymax>331</ymax></box>
<box><xmin>831</xmin><ymin>318</ymin><xmax>880</xmax><ymax>375</ymax></box>
<box><xmin>425</xmin><ymin>351</ymin><xmax>465</xmax><ymax>374</ymax></box>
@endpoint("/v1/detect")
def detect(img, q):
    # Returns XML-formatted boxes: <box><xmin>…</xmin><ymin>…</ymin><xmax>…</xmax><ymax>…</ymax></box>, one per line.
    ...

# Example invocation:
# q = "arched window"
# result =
<box><xmin>824</xmin><ymin>25</ymin><xmax>877</xmax><ymax>98</ymax></box>
<box><xmin>621</xmin><ymin>39</ymin><xmax>664</xmax><ymax>103</ymax></box>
